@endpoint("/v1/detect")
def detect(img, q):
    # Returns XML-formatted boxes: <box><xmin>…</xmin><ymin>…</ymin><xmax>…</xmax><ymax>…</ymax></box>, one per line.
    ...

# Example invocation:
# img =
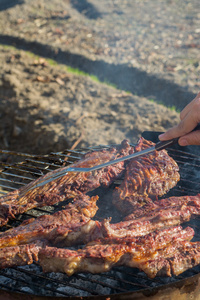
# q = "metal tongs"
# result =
<box><xmin>23</xmin><ymin>124</ymin><xmax>200</xmax><ymax>191</ymax></box>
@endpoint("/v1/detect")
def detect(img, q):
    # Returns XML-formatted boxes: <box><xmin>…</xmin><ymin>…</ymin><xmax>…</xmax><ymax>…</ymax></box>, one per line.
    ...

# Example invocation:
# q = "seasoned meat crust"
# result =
<box><xmin>125</xmin><ymin>194</ymin><xmax>200</xmax><ymax>220</ymax></box>
<box><xmin>0</xmin><ymin>241</ymin><xmax>46</xmax><ymax>269</ymax></box>
<box><xmin>0</xmin><ymin>195</ymin><xmax>99</xmax><ymax>248</ymax></box>
<box><xmin>113</xmin><ymin>137</ymin><xmax>180</xmax><ymax>215</ymax></box>
<box><xmin>2</xmin><ymin>137</ymin><xmax>199</xmax><ymax>279</ymax></box>
<box><xmin>1</xmin><ymin>193</ymin><xmax>200</xmax><ymax>250</ymax></box>
<box><xmin>103</xmin><ymin>197</ymin><xmax>200</xmax><ymax>239</ymax></box>
<box><xmin>0</xmin><ymin>139</ymin><xmax>133</xmax><ymax>226</ymax></box>
<box><xmin>38</xmin><ymin>226</ymin><xmax>194</xmax><ymax>276</ymax></box>
<box><xmin>139</xmin><ymin>241</ymin><xmax>200</xmax><ymax>278</ymax></box>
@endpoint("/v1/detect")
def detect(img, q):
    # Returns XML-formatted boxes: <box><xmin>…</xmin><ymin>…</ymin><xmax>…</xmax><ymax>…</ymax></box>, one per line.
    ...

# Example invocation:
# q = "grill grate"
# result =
<box><xmin>1</xmin><ymin>144</ymin><xmax>200</xmax><ymax>298</ymax></box>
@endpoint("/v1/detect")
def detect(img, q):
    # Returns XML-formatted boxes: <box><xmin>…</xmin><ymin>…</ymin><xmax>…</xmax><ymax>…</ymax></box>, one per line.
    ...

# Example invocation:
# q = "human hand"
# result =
<box><xmin>159</xmin><ymin>92</ymin><xmax>200</xmax><ymax>146</ymax></box>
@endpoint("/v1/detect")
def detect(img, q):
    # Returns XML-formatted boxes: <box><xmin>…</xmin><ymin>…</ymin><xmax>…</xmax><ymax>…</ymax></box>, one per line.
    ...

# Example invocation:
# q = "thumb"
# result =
<box><xmin>179</xmin><ymin>130</ymin><xmax>200</xmax><ymax>146</ymax></box>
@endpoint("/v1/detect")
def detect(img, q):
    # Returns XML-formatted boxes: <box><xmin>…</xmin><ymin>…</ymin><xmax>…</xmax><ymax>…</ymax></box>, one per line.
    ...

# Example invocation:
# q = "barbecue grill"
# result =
<box><xmin>1</xmin><ymin>132</ymin><xmax>200</xmax><ymax>300</ymax></box>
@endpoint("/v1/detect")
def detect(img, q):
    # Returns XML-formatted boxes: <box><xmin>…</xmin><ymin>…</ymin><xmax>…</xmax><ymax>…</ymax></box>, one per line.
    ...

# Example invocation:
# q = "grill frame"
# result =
<box><xmin>1</xmin><ymin>136</ymin><xmax>200</xmax><ymax>299</ymax></box>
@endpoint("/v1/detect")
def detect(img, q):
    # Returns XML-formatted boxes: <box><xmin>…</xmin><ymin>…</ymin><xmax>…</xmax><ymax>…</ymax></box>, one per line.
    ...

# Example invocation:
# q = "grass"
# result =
<box><xmin>0</xmin><ymin>44</ymin><xmax>179</xmax><ymax>112</ymax></box>
<box><xmin>148</xmin><ymin>99</ymin><xmax>179</xmax><ymax>112</ymax></box>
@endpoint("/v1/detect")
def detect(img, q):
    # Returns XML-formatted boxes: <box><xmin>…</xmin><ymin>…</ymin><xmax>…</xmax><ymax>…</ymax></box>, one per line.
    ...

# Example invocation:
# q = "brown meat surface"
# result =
<box><xmin>0</xmin><ymin>195</ymin><xmax>98</xmax><ymax>248</ymax></box>
<box><xmin>0</xmin><ymin>140</ymin><xmax>132</xmax><ymax>226</ymax></box>
<box><xmin>125</xmin><ymin>194</ymin><xmax>200</xmax><ymax>220</ymax></box>
<box><xmin>104</xmin><ymin>195</ymin><xmax>200</xmax><ymax>239</ymax></box>
<box><xmin>1</xmin><ymin>193</ymin><xmax>200</xmax><ymax>249</ymax></box>
<box><xmin>139</xmin><ymin>241</ymin><xmax>200</xmax><ymax>278</ymax></box>
<box><xmin>113</xmin><ymin>137</ymin><xmax>180</xmax><ymax>215</ymax></box>
<box><xmin>40</xmin><ymin>194</ymin><xmax>200</xmax><ymax>247</ymax></box>
<box><xmin>38</xmin><ymin>226</ymin><xmax>194</xmax><ymax>276</ymax></box>
<box><xmin>0</xmin><ymin>241</ymin><xmax>46</xmax><ymax>269</ymax></box>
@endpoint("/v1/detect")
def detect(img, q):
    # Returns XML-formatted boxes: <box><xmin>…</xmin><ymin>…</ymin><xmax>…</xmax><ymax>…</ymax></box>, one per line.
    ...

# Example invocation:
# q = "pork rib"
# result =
<box><xmin>0</xmin><ymin>195</ymin><xmax>98</xmax><ymax>248</ymax></box>
<box><xmin>138</xmin><ymin>241</ymin><xmax>200</xmax><ymax>278</ymax></box>
<box><xmin>103</xmin><ymin>195</ymin><xmax>200</xmax><ymax>239</ymax></box>
<box><xmin>0</xmin><ymin>241</ymin><xmax>46</xmax><ymax>269</ymax></box>
<box><xmin>1</xmin><ymin>193</ymin><xmax>200</xmax><ymax>249</ymax></box>
<box><xmin>125</xmin><ymin>194</ymin><xmax>200</xmax><ymax>220</ymax></box>
<box><xmin>113</xmin><ymin>137</ymin><xmax>180</xmax><ymax>215</ymax></box>
<box><xmin>0</xmin><ymin>140</ymin><xmax>132</xmax><ymax>226</ymax></box>
<box><xmin>38</xmin><ymin>226</ymin><xmax>194</xmax><ymax>276</ymax></box>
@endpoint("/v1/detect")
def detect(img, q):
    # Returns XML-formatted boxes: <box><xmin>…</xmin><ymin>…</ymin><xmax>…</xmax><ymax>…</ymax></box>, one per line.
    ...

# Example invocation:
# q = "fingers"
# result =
<box><xmin>179</xmin><ymin>130</ymin><xmax>200</xmax><ymax>146</ymax></box>
<box><xmin>159</xmin><ymin>92</ymin><xmax>200</xmax><ymax>146</ymax></box>
<box><xmin>159</xmin><ymin>111</ymin><xmax>198</xmax><ymax>141</ymax></box>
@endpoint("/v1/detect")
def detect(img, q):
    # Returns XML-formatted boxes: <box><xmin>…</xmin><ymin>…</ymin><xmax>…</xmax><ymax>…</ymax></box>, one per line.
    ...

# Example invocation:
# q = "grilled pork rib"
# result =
<box><xmin>0</xmin><ymin>140</ymin><xmax>132</xmax><ymax>226</ymax></box>
<box><xmin>138</xmin><ymin>241</ymin><xmax>200</xmax><ymax>278</ymax></box>
<box><xmin>0</xmin><ymin>195</ymin><xmax>99</xmax><ymax>248</ymax></box>
<box><xmin>38</xmin><ymin>226</ymin><xmax>194</xmax><ymax>276</ymax></box>
<box><xmin>125</xmin><ymin>194</ymin><xmax>200</xmax><ymax>220</ymax></box>
<box><xmin>103</xmin><ymin>194</ymin><xmax>200</xmax><ymax>239</ymax></box>
<box><xmin>113</xmin><ymin>137</ymin><xmax>180</xmax><ymax>215</ymax></box>
<box><xmin>0</xmin><ymin>241</ymin><xmax>46</xmax><ymax>269</ymax></box>
<box><xmin>1</xmin><ymin>194</ymin><xmax>200</xmax><ymax>248</ymax></box>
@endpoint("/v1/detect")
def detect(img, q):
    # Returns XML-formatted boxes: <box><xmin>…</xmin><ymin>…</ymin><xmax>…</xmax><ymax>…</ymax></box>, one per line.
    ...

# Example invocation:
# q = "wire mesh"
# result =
<box><xmin>0</xmin><ymin>144</ymin><xmax>200</xmax><ymax>298</ymax></box>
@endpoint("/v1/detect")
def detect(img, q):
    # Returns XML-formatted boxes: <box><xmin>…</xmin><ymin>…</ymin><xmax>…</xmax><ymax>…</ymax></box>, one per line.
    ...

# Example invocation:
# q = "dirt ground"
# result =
<box><xmin>0</xmin><ymin>0</ymin><xmax>199</xmax><ymax>154</ymax></box>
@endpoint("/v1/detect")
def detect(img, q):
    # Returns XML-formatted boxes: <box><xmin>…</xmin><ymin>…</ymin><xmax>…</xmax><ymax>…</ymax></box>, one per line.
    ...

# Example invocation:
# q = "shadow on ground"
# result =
<box><xmin>0</xmin><ymin>0</ymin><xmax>24</xmax><ymax>11</ymax></box>
<box><xmin>70</xmin><ymin>0</ymin><xmax>102</xmax><ymax>19</ymax></box>
<box><xmin>0</xmin><ymin>34</ymin><xmax>195</xmax><ymax>110</ymax></box>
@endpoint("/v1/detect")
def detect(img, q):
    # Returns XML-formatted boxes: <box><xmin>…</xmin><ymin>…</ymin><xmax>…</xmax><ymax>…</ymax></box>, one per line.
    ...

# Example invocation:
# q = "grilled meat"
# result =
<box><xmin>0</xmin><ymin>241</ymin><xmax>46</xmax><ymax>269</ymax></box>
<box><xmin>38</xmin><ymin>226</ymin><xmax>194</xmax><ymax>276</ymax></box>
<box><xmin>139</xmin><ymin>241</ymin><xmax>200</xmax><ymax>278</ymax></box>
<box><xmin>125</xmin><ymin>194</ymin><xmax>200</xmax><ymax>220</ymax></box>
<box><xmin>2</xmin><ymin>192</ymin><xmax>200</xmax><ymax>249</ymax></box>
<box><xmin>37</xmin><ymin>194</ymin><xmax>200</xmax><ymax>247</ymax></box>
<box><xmin>103</xmin><ymin>197</ymin><xmax>200</xmax><ymax>239</ymax></box>
<box><xmin>113</xmin><ymin>137</ymin><xmax>180</xmax><ymax>215</ymax></box>
<box><xmin>0</xmin><ymin>140</ymin><xmax>132</xmax><ymax>226</ymax></box>
<box><xmin>0</xmin><ymin>195</ymin><xmax>98</xmax><ymax>248</ymax></box>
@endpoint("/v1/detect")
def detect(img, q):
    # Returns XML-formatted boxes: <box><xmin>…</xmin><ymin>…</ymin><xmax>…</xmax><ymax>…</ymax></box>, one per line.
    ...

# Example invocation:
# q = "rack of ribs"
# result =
<box><xmin>125</xmin><ymin>193</ymin><xmax>200</xmax><ymax>220</ymax></box>
<box><xmin>0</xmin><ymin>241</ymin><xmax>47</xmax><ymax>269</ymax></box>
<box><xmin>103</xmin><ymin>194</ymin><xmax>200</xmax><ymax>239</ymax></box>
<box><xmin>138</xmin><ymin>241</ymin><xmax>200</xmax><ymax>278</ymax></box>
<box><xmin>1</xmin><ymin>194</ymin><xmax>200</xmax><ymax>249</ymax></box>
<box><xmin>0</xmin><ymin>194</ymin><xmax>99</xmax><ymax>248</ymax></box>
<box><xmin>38</xmin><ymin>226</ymin><xmax>194</xmax><ymax>277</ymax></box>
<box><xmin>0</xmin><ymin>140</ymin><xmax>133</xmax><ymax>226</ymax></box>
<box><xmin>113</xmin><ymin>137</ymin><xmax>180</xmax><ymax>215</ymax></box>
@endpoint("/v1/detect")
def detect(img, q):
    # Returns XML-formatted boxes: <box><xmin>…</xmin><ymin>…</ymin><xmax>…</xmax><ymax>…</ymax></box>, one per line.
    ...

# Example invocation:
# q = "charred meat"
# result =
<box><xmin>0</xmin><ymin>241</ymin><xmax>46</xmax><ymax>269</ymax></box>
<box><xmin>113</xmin><ymin>138</ymin><xmax>180</xmax><ymax>215</ymax></box>
<box><xmin>104</xmin><ymin>194</ymin><xmax>200</xmax><ymax>239</ymax></box>
<box><xmin>0</xmin><ymin>140</ymin><xmax>132</xmax><ymax>226</ymax></box>
<box><xmin>0</xmin><ymin>195</ymin><xmax>98</xmax><ymax>248</ymax></box>
<box><xmin>138</xmin><ymin>241</ymin><xmax>200</xmax><ymax>278</ymax></box>
<box><xmin>125</xmin><ymin>194</ymin><xmax>200</xmax><ymax>220</ymax></box>
<box><xmin>38</xmin><ymin>226</ymin><xmax>194</xmax><ymax>276</ymax></box>
<box><xmin>2</xmin><ymin>193</ymin><xmax>200</xmax><ymax>249</ymax></box>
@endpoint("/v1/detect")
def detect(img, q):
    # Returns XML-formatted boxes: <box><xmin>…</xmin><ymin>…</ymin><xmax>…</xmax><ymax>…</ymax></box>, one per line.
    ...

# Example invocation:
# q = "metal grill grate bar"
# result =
<box><xmin>0</xmin><ymin>145</ymin><xmax>200</xmax><ymax>297</ymax></box>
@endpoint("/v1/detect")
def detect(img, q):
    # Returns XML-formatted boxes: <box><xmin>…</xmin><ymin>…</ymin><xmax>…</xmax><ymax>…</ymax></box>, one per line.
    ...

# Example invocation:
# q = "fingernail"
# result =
<box><xmin>179</xmin><ymin>139</ymin><xmax>188</xmax><ymax>146</ymax></box>
<box><xmin>158</xmin><ymin>133</ymin><xmax>164</xmax><ymax>140</ymax></box>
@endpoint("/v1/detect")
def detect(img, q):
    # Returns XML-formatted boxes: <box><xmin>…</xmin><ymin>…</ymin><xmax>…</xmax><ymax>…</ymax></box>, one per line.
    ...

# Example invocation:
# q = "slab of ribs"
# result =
<box><xmin>1</xmin><ymin>137</ymin><xmax>200</xmax><ymax>279</ymax></box>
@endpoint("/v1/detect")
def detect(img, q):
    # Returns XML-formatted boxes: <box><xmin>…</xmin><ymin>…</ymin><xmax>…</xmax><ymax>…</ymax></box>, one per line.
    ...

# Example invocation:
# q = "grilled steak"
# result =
<box><xmin>103</xmin><ymin>197</ymin><xmax>200</xmax><ymax>239</ymax></box>
<box><xmin>0</xmin><ymin>140</ymin><xmax>132</xmax><ymax>226</ymax></box>
<box><xmin>139</xmin><ymin>241</ymin><xmax>200</xmax><ymax>278</ymax></box>
<box><xmin>38</xmin><ymin>226</ymin><xmax>194</xmax><ymax>276</ymax></box>
<box><xmin>0</xmin><ymin>195</ymin><xmax>98</xmax><ymax>248</ymax></box>
<box><xmin>0</xmin><ymin>241</ymin><xmax>46</xmax><ymax>269</ymax></box>
<box><xmin>113</xmin><ymin>137</ymin><xmax>180</xmax><ymax>215</ymax></box>
<box><xmin>1</xmin><ymin>192</ymin><xmax>200</xmax><ymax>249</ymax></box>
<box><xmin>125</xmin><ymin>194</ymin><xmax>200</xmax><ymax>220</ymax></box>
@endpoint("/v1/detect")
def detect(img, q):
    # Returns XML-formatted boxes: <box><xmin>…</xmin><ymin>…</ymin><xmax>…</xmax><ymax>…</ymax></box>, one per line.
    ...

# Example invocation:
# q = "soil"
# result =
<box><xmin>0</xmin><ymin>0</ymin><xmax>199</xmax><ymax>154</ymax></box>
